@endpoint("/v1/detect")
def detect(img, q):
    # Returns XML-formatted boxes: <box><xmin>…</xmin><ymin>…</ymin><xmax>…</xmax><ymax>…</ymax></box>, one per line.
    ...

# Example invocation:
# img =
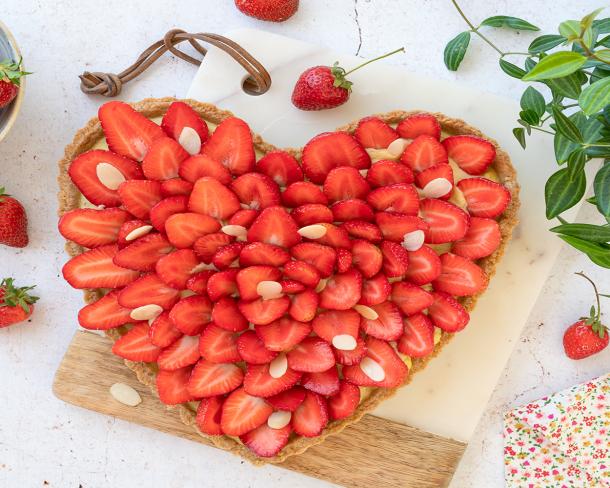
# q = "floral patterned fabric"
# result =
<box><xmin>504</xmin><ymin>374</ymin><xmax>610</xmax><ymax>487</ymax></box>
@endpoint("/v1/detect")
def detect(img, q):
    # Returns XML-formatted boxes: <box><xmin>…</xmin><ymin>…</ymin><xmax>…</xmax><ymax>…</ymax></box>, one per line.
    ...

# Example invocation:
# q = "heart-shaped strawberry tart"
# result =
<box><xmin>58</xmin><ymin>98</ymin><xmax>519</xmax><ymax>463</ymax></box>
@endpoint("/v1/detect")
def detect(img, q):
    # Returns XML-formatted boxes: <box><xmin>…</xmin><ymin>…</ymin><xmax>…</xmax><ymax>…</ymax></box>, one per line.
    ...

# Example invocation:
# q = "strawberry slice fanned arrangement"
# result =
<box><xmin>58</xmin><ymin>99</ymin><xmax>518</xmax><ymax>462</ymax></box>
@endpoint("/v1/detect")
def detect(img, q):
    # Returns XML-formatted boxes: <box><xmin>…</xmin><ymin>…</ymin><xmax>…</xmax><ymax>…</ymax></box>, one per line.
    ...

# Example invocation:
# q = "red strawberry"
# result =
<box><xmin>282</xmin><ymin>181</ymin><xmax>328</xmax><ymax>207</ymax></box>
<box><xmin>267</xmin><ymin>386</ymin><xmax>307</xmax><ymax>411</ymax></box>
<box><xmin>149</xmin><ymin>312</ymin><xmax>183</xmax><ymax>348</ymax></box>
<box><xmin>118</xmin><ymin>220</ymin><xmax>153</xmax><ymax>247</ymax></box>
<box><xmin>375</xmin><ymin>212</ymin><xmax>428</xmax><ymax>243</ymax></box>
<box><xmin>212</xmin><ymin>242</ymin><xmax>245</xmax><ymax>269</ymax></box>
<box><xmin>351</xmin><ymin>239</ymin><xmax>383</xmax><ymax>278</ymax></box>
<box><xmin>156</xmin><ymin>249</ymin><xmax>201</xmax><ymax>289</ymax></box>
<box><xmin>284</xmin><ymin>260</ymin><xmax>320</xmax><ymax>288</ymax></box>
<box><xmin>229</xmin><ymin>208</ymin><xmax>259</xmax><ymax>227</ymax></box>
<box><xmin>452</xmin><ymin>217</ymin><xmax>501</xmax><ymax>260</ymax></box>
<box><xmin>312</xmin><ymin>309</ymin><xmax>360</xmax><ymax>346</ymax></box>
<box><xmin>238</xmin><ymin>296</ymin><xmax>290</xmax><ymax>325</ymax></box>
<box><xmin>328</xmin><ymin>381</ymin><xmax>360</xmax><ymax>420</ymax></box>
<box><xmin>428</xmin><ymin>291</ymin><xmax>470</xmax><ymax>332</ymax></box>
<box><xmin>170</xmin><ymin>295</ymin><xmax>212</xmax><ymax>335</ymax></box>
<box><xmin>231</xmin><ymin>172</ymin><xmax>281</xmax><ymax>210</ymax></box>
<box><xmin>161</xmin><ymin>101</ymin><xmax>209</xmax><ymax>154</ymax></box>
<box><xmin>118</xmin><ymin>273</ymin><xmax>180</xmax><ymax>310</ymax></box>
<box><xmin>404</xmin><ymin>245</ymin><xmax>442</xmax><ymax>285</ymax></box>
<box><xmin>237</xmin><ymin>330</ymin><xmax>278</xmax><ymax>364</ymax></box>
<box><xmin>179</xmin><ymin>154</ymin><xmax>232</xmax><ymax>185</ymax></box>
<box><xmin>282</xmin><ymin>280</ymin><xmax>306</xmax><ymax>294</ymax></box>
<box><xmin>288</xmin><ymin>289</ymin><xmax>319</xmax><ymax>322</ymax></box>
<box><xmin>244</xmin><ymin>362</ymin><xmax>301</xmax><ymax>397</ymax></box>
<box><xmin>221</xmin><ymin>387</ymin><xmax>273</xmax><ymax>436</ymax></box>
<box><xmin>319</xmin><ymin>269</ymin><xmax>362</xmax><ymax>310</ymax></box>
<box><xmin>212</xmin><ymin>296</ymin><xmax>249</xmax><ymax>331</ymax></box>
<box><xmin>415</xmin><ymin>163</ymin><xmax>454</xmax><ymax>199</ymax></box>
<box><xmin>442</xmin><ymin>135</ymin><xmax>496</xmax><ymax>175</ymax></box>
<box><xmin>380</xmin><ymin>240</ymin><xmax>409</xmax><ymax>277</ymax></box>
<box><xmin>59</xmin><ymin>208</ymin><xmax>130</xmax><ymax>248</ymax></box>
<box><xmin>240</xmin><ymin>423</ymin><xmax>292</xmax><ymax>458</ymax></box>
<box><xmin>255</xmin><ymin>317</ymin><xmax>311</xmax><ymax>351</ymax></box>
<box><xmin>564</xmin><ymin>320</ymin><xmax>609</xmax><ymax>360</ymax></box>
<box><xmin>359</xmin><ymin>273</ymin><xmax>391</xmax><ymax>305</ymax></box>
<box><xmin>186</xmin><ymin>270</ymin><xmax>214</xmax><ymax>295</ymax></box>
<box><xmin>206</xmin><ymin>269</ymin><xmax>239</xmax><ymax>301</ymax></box>
<box><xmin>457</xmin><ymin>178</ymin><xmax>511</xmax><ymax>218</ymax></box>
<box><xmin>391</xmin><ymin>281</ymin><xmax>434</xmax><ymax>316</ymax></box>
<box><xmin>313</xmin><ymin>223</ymin><xmax>352</xmax><ymax>249</ymax></box>
<box><xmin>354</xmin><ymin>116</ymin><xmax>399</xmax><ymax>148</ymax></box>
<box><xmin>301</xmin><ymin>132</ymin><xmax>370</xmax><ymax>183</ymax></box>
<box><xmin>239</xmin><ymin>242</ymin><xmax>290</xmax><ymax>267</ymax></box>
<box><xmin>366</xmin><ymin>160</ymin><xmax>414</xmax><ymax>188</ymax></box>
<box><xmin>113</xmin><ymin>233</ymin><xmax>173</xmax><ymax>271</ymax></box>
<box><xmin>323</xmin><ymin>166</ymin><xmax>370</xmax><ymax>202</ymax></box>
<box><xmin>367</xmin><ymin>183</ymin><xmax>419</xmax><ymax>215</ymax></box>
<box><xmin>112</xmin><ymin>323</ymin><xmax>161</xmax><ymax>362</ymax></box>
<box><xmin>302</xmin><ymin>366</ymin><xmax>340</xmax><ymax>395</ymax></box>
<box><xmin>331</xmin><ymin>199</ymin><xmax>374</xmax><ymax>222</ymax></box>
<box><xmin>194</xmin><ymin>233</ymin><xmax>233</xmax><ymax>263</ymax></box>
<box><xmin>360</xmin><ymin>301</ymin><xmax>403</xmax><ymax>341</ymax></box>
<box><xmin>333</xmin><ymin>336</ymin><xmax>367</xmax><ymax>366</ymax></box>
<box><xmin>0</xmin><ymin>58</ymin><xmax>27</xmax><ymax>109</ymax></box>
<box><xmin>336</xmin><ymin>248</ymin><xmax>352</xmax><ymax>273</ymax></box>
<box><xmin>199</xmin><ymin>324</ymin><xmax>241</xmax><ymax>363</ymax></box>
<box><xmin>287</xmin><ymin>336</ymin><xmax>335</xmax><ymax>372</ymax></box>
<box><xmin>118</xmin><ymin>180</ymin><xmax>163</xmax><ymax>219</ymax></box>
<box><xmin>62</xmin><ymin>244</ymin><xmax>140</xmax><ymax>289</ymax></box>
<box><xmin>98</xmin><ymin>101</ymin><xmax>165</xmax><ymax>161</ymax></box>
<box><xmin>398</xmin><ymin>313</ymin><xmax>435</xmax><ymax>358</ymax></box>
<box><xmin>196</xmin><ymin>396</ymin><xmax>224</xmax><ymax>436</ymax></box>
<box><xmin>142</xmin><ymin>136</ymin><xmax>189</xmax><ymax>181</ymax></box>
<box><xmin>188</xmin><ymin>359</ymin><xmax>244</xmax><ymax>397</ymax></box>
<box><xmin>149</xmin><ymin>195</ymin><xmax>188</xmax><ymax>232</ymax></box>
<box><xmin>342</xmin><ymin>220</ymin><xmax>382</xmax><ymax>242</ymax></box>
<box><xmin>400</xmin><ymin>135</ymin><xmax>448</xmax><ymax>172</ymax></box>
<box><xmin>343</xmin><ymin>337</ymin><xmax>407</xmax><ymax>388</ymax></box>
<box><xmin>433</xmin><ymin>253</ymin><xmax>488</xmax><ymax>296</ymax></box>
<box><xmin>165</xmin><ymin>212</ymin><xmax>220</xmax><ymax>249</ymax></box>
<box><xmin>78</xmin><ymin>290</ymin><xmax>131</xmax><ymax>330</ymax></box>
<box><xmin>236</xmin><ymin>265</ymin><xmax>282</xmax><ymax>301</ymax></box>
<box><xmin>160</xmin><ymin>178</ymin><xmax>194</xmax><ymax>197</ymax></box>
<box><xmin>68</xmin><ymin>150</ymin><xmax>143</xmax><ymax>207</ymax></box>
<box><xmin>419</xmin><ymin>198</ymin><xmax>470</xmax><ymax>244</ymax></box>
<box><xmin>291</xmin><ymin>204</ymin><xmax>334</xmax><ymax>226</ymax></box>
<box><xmin>234</xmin><ymin>0</ymin><xmax>298</xmax><ymax>22</ymax></box>
<box><xmin>157</xmin><ymin>334</ymin><xmax>201</xmax><ymax>370</ymax></box>
<box><xmin>256</xmin><ymin>150</ymin><xmax>303</xmax><ymax>186</ymax></box>
<box><xmin>156</xmin><ymin>366</ymin><xmax>195</xmax><ymax>405</ymax></box>
<box><xmin>292</xmin><ymin>391</ymin><xmax>328</xmax><ymax>437</ymax></box>
<box><xmin>188</xmin><ymin>177</ymin><xmax>240</xmax><ymax>220</ymax></box>
<box><xmin>201</xmin><ymin>117</ymin><xmax>255</xmax><ymax>176</ymax></box>
<box><xmin>0</xmin><ymin>278</ymin><xmax>37</xmax><ymax>328</ymax></box>
<box><xmin>247</xmin><ymin>206</ymin><xmax>301</xmax><ymax>248</ymax></box>
<box><xmin>396</xmin><ymin>114</ymin><xmax>441</xmax><ymax>140</ymax></box>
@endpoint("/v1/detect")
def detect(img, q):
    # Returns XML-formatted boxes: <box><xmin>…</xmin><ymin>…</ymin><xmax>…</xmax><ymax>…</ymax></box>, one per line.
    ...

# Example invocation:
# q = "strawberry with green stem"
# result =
<box><xmin>0</xmin><ymin>278</ymin><xmax>38</xmax><ymax>328</ymax></box>
<box><xmin>0</xmin><ymin>57</ymin><xmax>29</xmax><ymax>109</ymax></box>
<box><xmin>0</xmin><ymin>187</ymin><xmax>29</xmax><ymax>248</ymax></box>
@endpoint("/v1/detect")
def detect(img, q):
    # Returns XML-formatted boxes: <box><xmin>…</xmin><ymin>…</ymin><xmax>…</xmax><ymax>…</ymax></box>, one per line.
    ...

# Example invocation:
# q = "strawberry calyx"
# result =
<box><xmin>0</xmin><ymin>278</ymin><xmax>39</xmax><ymax>313</ymax></box>
<box><xmin>576</xmin><ymin>271</ymin><xmax>608</xmax><ymax>339</ymax></box>
<box><xmin>0</xmin><ymin>57</ymin><xmax>30</xmax><ymax>87</ymax></box>
<box><xmin>0</xmin><ymin>187</ymin><xmax>9</xmax><ymax>203</ymax></box>
<box><xmin>330</xmin><ymin>47</ymin><xmax>406</xmax><ymax>92</ymax></box>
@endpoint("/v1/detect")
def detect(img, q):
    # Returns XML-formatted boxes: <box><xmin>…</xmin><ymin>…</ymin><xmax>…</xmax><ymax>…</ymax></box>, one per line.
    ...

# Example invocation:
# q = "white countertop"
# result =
<box><xmin>0</xmin><ymin>1</ymin><xmax>607</xmax><ymax>487</ymax></box>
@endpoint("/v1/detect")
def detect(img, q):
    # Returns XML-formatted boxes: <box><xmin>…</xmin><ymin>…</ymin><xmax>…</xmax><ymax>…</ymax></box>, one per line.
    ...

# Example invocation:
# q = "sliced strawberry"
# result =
<box><xmin>350</xmin><ymin>239</ymin><xmax>382</xmax><ymax>278</ymax></box>
<box><xmin>62</xmin><ymin>244</ymin><xmax>140</xmax><ymax>289</ymax></box>
<box><xmin>312</xmin><ymin>309</ymin><xmax>360</xmax><ymax>345</ymax></box>
<box><xmin>114</xmin><ymin>233</ymin><xmax>173</xmax><ymax>271</ymax></box>
<box><xmin>212</xmin><ymin>242</ymin><xmax>244</xmax><ymax>270</ymax></box>
<box><xmin>396</xmin><ymin>114</ymin><xmax>441</xmax><ymax>140</ymax></box>
<box><xmin>112</xmin><ymin>323</ymin><xmax>161</xmax><ymax>362</ymax></box>
<box><xmin>331</xmin><ymin>199</ymin><xmax>374</xmax><ymax>222</ymax></box>
<box><xmin>400</xmin><ymin>135</ymin><xmax>448</xmax><ymax>172</ymax></box>
<box><xmin>165</xmin><ymin>212</ymin><xmax>220</xmax><ymax>249</ymax></box>
<box><xmin>428</xmin><ymin>291</ymin><xmax>470</xmax><ymax>332</ymax></box>
<box><xmin>238</xmin><ymin>296</ymin><xmax>291</xmax><ymax>325</ymax></box>
<box><xmin>98</xmin><ymin>101</ymin><xmax>164</xmax><ymax>161</ymax></box>
<box><xmin>186</xmin><ymin>270</ymin><xmax>214</xmax><ymax>295</ymax></box>
<box><xmin>117</xmin><ymin>180</ymin><xmax>163</xmax><ymax>219</ymax></box>
<box><xmin>375</xmin><ymin>212</ymin><xmax>428</xmax><ymax>243</ymax></box>
<box><xmin>398</xmin><ymin>313</ymin><xmax>435</xmax><ymax>358</ymax></box>
<box><xmin>391</xmin><ymin>281</ymin><xmax>434</xmax><ymax>315</ymax></box>
<box><xmin>457</xmin><ymin>177</ymin><xmax>511</xmax><ymax>218</ymax></box>
<box><xmin>68</xmin><ymin>150</ymin><xmax>143</xmax><ymax>207</ymax></box>
<box><xmin>319</xmin><ymin>269</ymin><xmax>362</xmax><ymax>310</ymax></box>
<box><xmin>199</xmin><ymin>324</ymin><xmax>241</xmax><ymax>363</ymax></box>
<box><xmin>200</xmin><ymin>116</ymin><xmax>255</xmax><ymax>175</ymax></box>
<box><xmin>188</xmin><ymin>177</ymin><xmax>240</xmax><ymax>220</ymax></box>
<box><xmin>170</xmin><ymin>295</ymin><xmax>212</xmax><ymax>335</ymax></box>
<box><xmin>404</xmin><ymin>245</ymin><xmax>442</xmax><ymax>285</ymax></box>
<box><xmin>367</xmin><ymin>183</ymin><xmax>419</xmax><ymax>215</ymax></box>
<box><xmin>281</xmin><ymin>280</ymin><xmax>306</xmax><ymax>294</ymax></box>
<box><xmin>360</xmin><ymin>301</ymin><xmax>403</xmax><ymax>341</ymax></box>
<box><xmin>267</xmin><ymin>386</ymin><xmax>307</xmax><ymax>411</ymax></box>
<box><xmin>241</xmin><ymin>423</ymin><xmax>291</xmax><ymax>458</ymax></box>
<box><xmin>160</xmin><ymin>178</ymin><xmax>194</xmax><ymax>197</ymax></box>
<box><xmin>237</xmin><ymin>330</ymin><xmax>278</xmax><ymax>364</ymax></box>
<box><xmin>256</xmin><ymin>150</ymin><xmax>303</xmax><ymax>186</ymax></box>
<box><xmin>359</xmin><ymin>273</ymin><xmax>391</xmax><ymax>305</ymax></box>
<box><xmin>78</xmin><ymin>290</ymin><xmax>132</xmax><ymax>330</ymax></box>
<box><xmin>282</xmin><ymin>181</ymin><xmax>328</xmax><ymax>208</ymax></box>
<box><xmin>244</xmin><ymin>363</ymin><xmax>301</xmax><ymax>397</ymax></box>
<box><xmin>212</xmin><ymin>296</ymin><xmax>249</xmax><ymax>332</ymax></box>
<box><xmin>380</xmin><ymin>240</ymin><xmax>409</xmax><ymax>277</ymax></box>
<box><xmin>59</xmin><ymin>208</ymin><xmax>130</xmax><ymax>248</ymax></box>
<box><xmin>156</xmin><ymin>249</ymin><xmax>201</xmax><ymax>289</ymax></box>
<box><xmin>161</xmin><ymin>101</ymin><xmax>209</xmax><ymax>154</ymax></box>
<box><xmin>221</xmin><ymin>387</ymin><xmax>274</xmax><ymax>436</ymax></box>
<box><xmin>452</xmin><ymin>217</ymin><xmax>501</xmax><ymax>260</ymax></box>
<box><xmin>328</xmin><ymin>381</ymin><xmax>360</xmax><ymax>420</ymax></box>
<box><xmin>188</xmin><ymin>359</ymin><xmax>244</xmax><ymax>397</ymax></box>
<box><xmin>301</xmin><ymin>132</ymin><xmax>371</xmax><ymax>184</ymax></box>
<box><xmin>354</xmin><ymin>116</ymin><xmax>399</xmax><ymax>148</ymax></box>
<box><xmin>206</xmin><ymin>269</ymin><xmax>238</xmax><ymax>301</ymax></box>
<box><xmin>194</xmin><ymin>233</ymin><xmax>233</xmax><ymax>263</ymax></box>
<box><xmin>118</xmin><ymin>220</ymin><xmax>153</xmax><ymax>247</ymax></box>
<box><xmin>432</xmin><ymin>253</ymin><xmax>488</xmax><ymax>296</ymax></box>
<box><xmin>231</xmin><ymin>172</ymin><xmax>281</xmax><ymax>210</ymax></box>
<box><xmin>336</xmin><ymin>248</ymin><xmax>352</xmax><ymax>273</ymax></box>
<box><xmin>292</xmin><ymin>391</ymin><xmax>328</xmax><ymax>437</ymax></box>
<box><xmin>142</xmin><ymin>136</ymin><xmax>189</xmax><ymax>181</ymax></box>
<box><xmin>291</xmin><ymin>204</ymin><xmax>334</xmax><ymax>226</ymax></box>
<box><xmin>288</xmin><ymin>289</ymin><xmax>319</xmax><ymax>322</ymax></box>
<box><xmin>342</xmin><ymin>220</ymin><xmax>382</xmax><ymax>242</ymax></box>
<box><xmin>302</xmin><ymin>366</ymin><xmax>340</xmax><ymax>395</ymax></box>
<box><xmin>323</xmin><ymin>166</ymin><xmax>370</xmax><ymax>202</ymax></box>
<box><xmin>283</xmin><ymin>260</ymin><xmax>320</xmax><ymax>288</ymax></box>
<box><xmin>419</xmin><ymin>198</ymin><xmax>470</xmax><ymax>244</ymax></box>
<box><xmin>237</xmin><ymin>265</ymin><xmax>282</xmax><ymax>301</ymax></box>
<box><xmin>343</xmin><ymin>337</ymin><xmax>408</xmax><ymax>388</ymax></box>
<box><xmin>149</xmin><ymin>311</ymin><xmax>183</xmax><ymax>348</ymax></box>
<box><xmin>157</xmin><ymin>366</ymin><xmax>195</xmax><ymax>405</ymax></box>
<box><xmin>314</xmin><ymin>223</ymin><xmax>352</xmax><ymax>249</ymax></box>
<box><xmin>178</xmin><ymin>154</ymin><xmax>232</xmax><ymax>185</ymax></box>
<box><xmin>118</xmin><ymin>273</ymin><xmax>180</xmax><ymax>310</ymax></box>
<box><xmin>195</xmin><ymin>396</ymin><xmax>224</xmax><ymax>436</ymax></box>
<box><xmin>255</xmin><ymin>317</ymin><xmax>311</xmax><ymax>351</ymax></box>
<box><xmin>443</xmin><ymin>135</ymin><xmax>496</xmax><ymax>175</ymax></box>
<box><xmin>333</xmin><ymin>336</ymin><xmax>367</xmax><ymax>366</ymax></box>
<box><xmin>287</xmin><ymin>337</ymin><xmax>335</xmax><ymax>373</ymax></box>
<box><xmin>149</xmin><ymin>195</ymin><xmax>188</xmax><ymax>232</ymax></box>
<box><xmin>247</xmin><ymin>206</ymin><xmax>301</xmax><ymax>248</ymax></box>
<box><xmin>157</xmin><ymin>334</ymin><xmax>201</xmax><ymax>370</ymax></box>
<box><xmin>366</xmin><ymin>160</ymin><xmax>414</xmax><ymax>188</ymax></box>
<box><xmin>290</xmin><ymin>244</ymin><xmax>336</xmax><ymax>280</ymax></box>
<box><xmin>239</xmin><ymin>242</ymin><xmax>290</xmax><ymax>267</ymax></box>
<box><xmin>228</xmin><ymin>208</ymin><xmax>258</xmax><ymax>227</ymax></box>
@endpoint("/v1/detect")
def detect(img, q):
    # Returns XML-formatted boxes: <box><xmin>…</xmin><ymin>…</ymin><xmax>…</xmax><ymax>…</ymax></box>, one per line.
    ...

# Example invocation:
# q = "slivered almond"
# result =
<box><xmin>298</xmin><ymin>224</ymin><xmax>327</xmax><ymax>239</ymax></box>
<box><xmin>96</xmin><ymin>162</ymin><xmax>126</xmax><ymax>190</ymax></box>
<box><xmin>256</xmin><ymin>280</ymin><xmax>283</xmax><ymax>300</ymax></box>
<box><xmin>315</xmin><ymin>278</ymin><xmax>328</xmax><ymax>293</ymax></box>
<box><xmin>221</xmin><ymin>225</ymin><xmax>247</xmax><ymax>238</ymax></box>
<box><xmin>267</xmin><ymin>410</ymin><xmax>292</xmax><ymax>429</ymax></box>
<box><xmin>129</xmin><ymin>304</ymin><xmax>163</xmax><ymax>321</ymax></box>
<box><xmin>269</xmin><ymin>353</ymin><xmax>288</xmax><ymax>379</ymax></box>
<box><xmin>402</xmin><ymin>229</ymin><xmax>425</xmax><ymax>252</ymax></box>
<box><xmin>110</xmin><ymin>382</ymin><xmax>142</xmax><ymax>407</ymax></box>
<box><xmin>360</xmin><ymin>357</ymin><xmax>385</xmax><ymax>382</ymax></box>
<box><xmin>178</xmin><ymin>127</ymin><xmax>202</xmax><ymax>155</ymax></box>
<box><xmin>422</xmin><ymin>178</ymin><xmax>452</xmax><ymax>199</ymax></box>
<box><xmin>386</xmin><ymin>138</ymin><xmax>410</xmax><ymax>157</ymax></box>
<box><xmin>125</xmin><ymin>225</ymin><xmax>153</xmax><ymax>242</ymax></box>
<box><xmin>191</xmin><ymin>262</ymin><xmax>215</xmax><ymax>273</ymax></box>
<box><xmin>180</xmin><ymin>290</ymin><xmax>197</xmax><ymax>298</ymax></box>
<box><xmin>434</xmin><ymin>327</ymin><xmax>442</xmax><ymax>345</ymax></box>
<box><xmin>354</xmin><ymin>304</ymin><xmax>378</xmax><ymax>320</ymax></box>
<box><xmin>332</xmin><ymin>334</ymin><xmax>357</xmax><ymax>351</ymax></box>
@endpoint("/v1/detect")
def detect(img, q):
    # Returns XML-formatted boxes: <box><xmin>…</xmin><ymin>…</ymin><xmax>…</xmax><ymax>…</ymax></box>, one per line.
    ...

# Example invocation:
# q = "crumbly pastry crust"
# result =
<box><xmin>57</xmin><ymin>98</ymin><xmax>520</xmax><ymax>465</ymax></box>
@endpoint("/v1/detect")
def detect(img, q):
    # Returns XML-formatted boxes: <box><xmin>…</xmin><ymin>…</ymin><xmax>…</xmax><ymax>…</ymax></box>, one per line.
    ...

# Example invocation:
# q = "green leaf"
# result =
<box><xmin>559</xmin><ymin>20</ymin><xmax>582</xmax><ymax>41</ymax></box>
<box><xmin>587</xmin><ymin>251</ymin><xmax>610</xmax><ymax>269</ymax></box>
<box><xmin>545</xmin><ymin>71</ymin><xmax>586</xmax><ymax>99</ymax></box>
<box><xmin>499</xmin><ymin>59</ymin><xmax>526</xmax><ymax>79</ymax></box>
<box><xmin>545</xmin><ymin>167</ymin><xmax>586</xmax><ymax>218</ymax></box>
<box><xmin>552</xmin><ymin>106</ymin><xmax>583</xmax><ymax>142</ymax></box>
<box><xmin>591</xmin><ymin>65</ymin><xmax>610</xmax><ymax>83</ymax></box>
<box><xmin>522</xmin><ymin>51</ymin><xmax>587</xmax><ymax>81</ymax></box>
<box><xmin>554</xmin><ymin>112</ymin><xmax>603</xmax><ymax>162</ymax></box>
<box><xmin>586</xmin><ymin>145</ymin><xmax>610</xmax><ymax>158</ymax></box>
<box><xmin>444</xmin><ymin>32</ymin><xmax>471</xmax><ymax>71</ymax></box>
<box><xmin>528</xmin><ymin>34</ymin><xmax>566</xmax><ymax>53</ymax></box>
<box><xmin>550</xmin><ymin>222</ymin><xmax>610</xmax><ymax>242</ymax></box>
<box><xmin>559</xmin><ymin>234</ymin><xmax>610</xmax><ymax>262</ymax></box>
<box><xmin>480</xmin><ymin>16</ymin><xmax>540</xmax><ymax>31</ymax></box>
<box><xmin>594</xmin><ymin>48</ymin><xmax>610</xmax><ymax>63</ymax></box>
<box><xmin>594</xmin><ymin>162</ymin><xmax>610</xmax><ymax>216</ymax></box>
<box><xmin>582</xmin><ymin>27</ymin><xmax>595</xmax><ymax>49</ymax></box>
<box><xmin>525</xmin><ymin>57</ymin><xmax>537</xmax><ymax>72</ymax></box>
<box><xmin>567</xmin><ymin>148</ymin><xmax>587</xmax><ymax>180</ymax></box>
<box><xmin>520</xmin><ymin>86</ymin><xmax>546</xmax><ymax>116</ymax></box>
<box><xmin>579</xmin><ymin>77</ymin><xmax>610</xmax><ymax>115</ymax></box>
<box><xmin>581</xmin><ymin>8</ymin><xmax>604</xmax><ymax>32</ymax></box>
<box><xmin>593</xmin><ymin>18</ymin><xmax>610</xmax><ymax>34</ymax></box>
<box><xmin>520</xmin><ymin>109</ymin><xmax>540</xmax><ymax>126</ymax></box>
<box><xmin>513</xmin><ymin>127</ymin><xmax>527</xmax><ymax>149</ymax></box>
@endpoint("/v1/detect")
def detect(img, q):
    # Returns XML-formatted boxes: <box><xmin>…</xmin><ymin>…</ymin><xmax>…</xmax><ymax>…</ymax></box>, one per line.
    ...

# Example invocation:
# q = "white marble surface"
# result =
<box><xmin>0</xmin><ymin>1</ymin><xmax>607</xmax><ymax>487</ymax></box>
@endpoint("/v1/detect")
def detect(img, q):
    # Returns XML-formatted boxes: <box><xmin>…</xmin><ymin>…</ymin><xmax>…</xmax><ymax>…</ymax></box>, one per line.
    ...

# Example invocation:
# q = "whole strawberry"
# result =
<box><xmin>291</xmin><ymin>48</ymin><xmax>405</xmax><ymax>111</ymax></box>
<box><xmin>235</xmin><ymin>0</ymin><xmax>298</xmax><ymax>22</ymax></box>
<box><xmin>0</xmin><ymin>58</ymin><xmax>28</xmax><ymax>109</ymax></box>
<box><xmin>0</xmin><ymin>188</ymin><xmax>28</xmax><ymax>247</ymax></box>
<box><xmin>0</xmin><ymin>278</ymin><xmax>38</xmax><ymax>328</ymax></box>
<box><xmin>563</xmin><ymin>272</ymin><xmax>609</xmax><ymax>360</ymax></box>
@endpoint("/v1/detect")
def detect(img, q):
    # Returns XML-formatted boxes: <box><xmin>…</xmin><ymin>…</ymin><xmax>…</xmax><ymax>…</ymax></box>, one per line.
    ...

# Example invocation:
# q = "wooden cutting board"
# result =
<box><xmin>53</xmin><ymin>331</ymin><xmax>465</xmax><ymax>488</ymax></box>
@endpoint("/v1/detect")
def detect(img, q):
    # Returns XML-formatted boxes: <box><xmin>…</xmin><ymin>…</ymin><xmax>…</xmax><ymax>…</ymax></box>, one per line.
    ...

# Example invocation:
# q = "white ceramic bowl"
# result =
<box><xmin>0</xmin><ymin>20</ymin><xmax>25</xmax><ymax>143</ymax></box>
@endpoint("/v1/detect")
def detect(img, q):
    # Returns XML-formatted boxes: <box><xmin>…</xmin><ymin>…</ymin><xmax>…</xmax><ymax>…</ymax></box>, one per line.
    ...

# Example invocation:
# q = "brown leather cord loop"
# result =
<box><xmin>79</xmin><ymin>29</ymin><xmax>271</xmax><ymax>97</ymax></box>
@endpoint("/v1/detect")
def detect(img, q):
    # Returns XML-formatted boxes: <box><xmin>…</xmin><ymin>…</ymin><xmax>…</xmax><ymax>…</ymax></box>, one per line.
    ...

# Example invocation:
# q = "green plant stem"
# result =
<box><xmin>577</xmin><ymin>39</ymin><xmax>610</xmax><ymax>67</ymax></box>
<box><xmin>531</xmin><ymin>126</ymin><xmax>555</xmax><ymax>135</ymax></box>
<box><xmin>575</xmin><ymin>271</ymin><xmax>602</xmax><ymax>321</ymax></box>
<box><xmin>344</xmin><ymin>47</ymin><xmax>405</xmax><ymax>76</ymax></box>
<box><xmin>502</xmin><ymin>51</ymin><xmax>532</xmax><ymax>56</ymax></box>
<box><xmin>450</xmin><ymin>0</ymin><xmax>505</xmax><ymax>56</ymax></box>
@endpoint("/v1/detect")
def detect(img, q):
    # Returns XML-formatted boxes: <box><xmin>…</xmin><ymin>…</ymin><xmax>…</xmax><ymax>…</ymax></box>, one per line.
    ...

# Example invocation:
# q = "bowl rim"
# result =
<box><xmin>0</xmin><ymin>19</ymin><xmax>25</xmax><ymax>143</ymax></box>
